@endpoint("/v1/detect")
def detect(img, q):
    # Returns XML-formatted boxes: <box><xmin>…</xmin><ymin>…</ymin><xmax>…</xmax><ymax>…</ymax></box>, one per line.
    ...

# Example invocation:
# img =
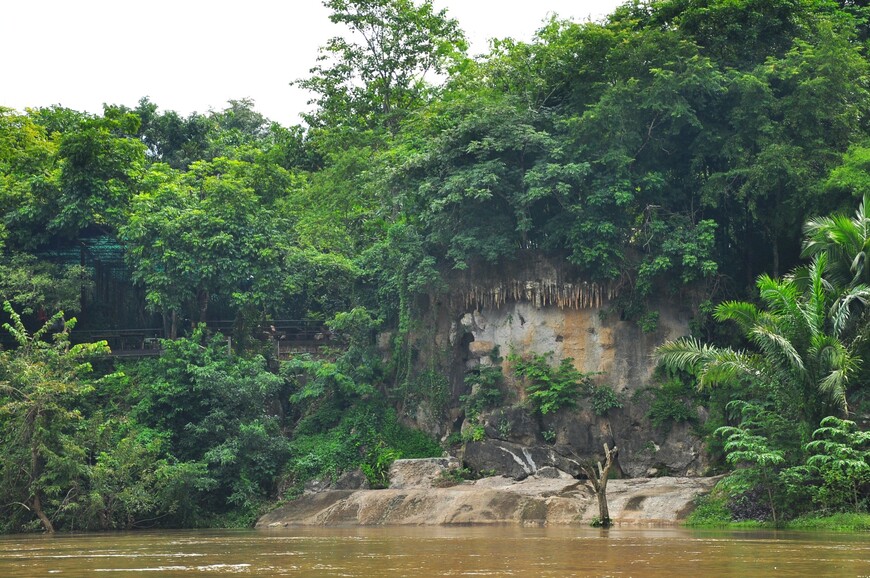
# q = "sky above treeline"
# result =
<box><xmin>2</xmin><ymin>0</ymin><xmax>624</xmax><ymax>127</ymax></box>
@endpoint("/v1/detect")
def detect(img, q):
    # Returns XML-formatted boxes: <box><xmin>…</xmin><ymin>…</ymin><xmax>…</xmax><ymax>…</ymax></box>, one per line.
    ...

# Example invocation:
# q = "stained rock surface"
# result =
<box><xmin>256</xmin><ymin>458</ymin><xmax>718</xmax><ymax>528</ymax></box>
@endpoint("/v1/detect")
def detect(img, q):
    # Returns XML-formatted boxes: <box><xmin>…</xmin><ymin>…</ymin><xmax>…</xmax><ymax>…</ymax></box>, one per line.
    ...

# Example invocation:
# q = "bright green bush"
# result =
<box><xmin>461</xmin><ymin>366</ymin><xmax>505</xmax><ymax>419</ymax></box>
<box><xmin>591</xmin><ymin>385</ymin><xmax>623</xmax><ymax>416</ymax></box>
<box><xmin>509</xmin><ymin>352</ymin><xmax>595</xmax><ymax>415</ymax></box>
<box><xmin>645</xmin><ymin>377</ymin><xmax>697</xmax><ymax>430</ymax></box>
<box><xmin>804</xmin><ymin>416</ymin><xmax>870</xmax><ymax>513</ymax></box>
<box><xmin>283</xmin><ymin>402</ymin><xmax>441</xmax><ymax>494</ymax></box>
<box><xmin>684</xmin><ymin>490</ymin><xmax>732</xmax><ymax>527</ymax></box>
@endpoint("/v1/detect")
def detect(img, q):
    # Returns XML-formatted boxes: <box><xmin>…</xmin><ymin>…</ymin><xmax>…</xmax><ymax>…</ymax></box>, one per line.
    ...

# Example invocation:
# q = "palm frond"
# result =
<box><xmin>749</xmin><ymin>324</ymin><xmax>805</xmax><ymax>372</ymax></box>
<box><xmin>830</xmin><ymin>285</ymin><xmax>870</xmax><ymax>336</ymax></box>
<box><xmin>801</xmin><ymin>208</ymin><xmax>870</xmax><ymax>288</ymax></box>
<box><xmin>799</xmin><ymin>254</ymin><xmax>830</xmax><ymax>338</ymax></box>
<box><xmin>713</xmin><ymin>301</ymin><xmax>759</xmax><ymax>330</ymax></box>
<box><xmin>757</xmin><ymin>274</ymin><xmax>801</xmax><ymax>320</ymax></box>
<box><xmin>826</xmin><ymin>214</ymin><xmax>863</xmax><ymax>254</ymax></box>
<box><xmin>697</xmin><ymin>350</ymin><xmax>761</xmax><ymax>389</ymax></box>
<box><xmin>809</xmin><ymin>334</ymin><xmax>857</xmax><ymax>415</ymax></box>
<box><xmin>802</xmin><ymin>215</ymin><xmax>837</xmax><ymax>258</ymax></box>
<box><xmin>655</xmin><ymin>337</ymin><xmax>716</xmax><ymax>373</ymax></box>
<box><xmin>850</xmin><ymin>250</ymin><xmax>868</xmax><ymax>287</ymax></box>
<box><xmin>656</xmin><ymin>337</ymin><xmax>758</xmax><ymax>389</ymax></box>
<box><xmin>817</xmin><ymin>369</ymin><xmax>849</xmax><ymax>414</ymax></box>
<box><xmin>857</xmin><ymin>191</ymin><xmax>870</xmax><ymax>224</ymax></box>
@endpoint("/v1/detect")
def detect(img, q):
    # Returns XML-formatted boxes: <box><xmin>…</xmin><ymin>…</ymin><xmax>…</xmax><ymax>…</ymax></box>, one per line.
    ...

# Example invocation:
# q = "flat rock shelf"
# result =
<box><xmin>257</xmin><ymin>459</ymin><xmax>719</xmax><ymax>527</ymax></box>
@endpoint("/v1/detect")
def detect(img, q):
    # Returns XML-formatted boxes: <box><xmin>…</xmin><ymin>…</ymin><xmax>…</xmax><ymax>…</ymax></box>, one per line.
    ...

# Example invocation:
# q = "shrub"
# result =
<box><xmin>283</xmin><ymin>403</ymin><xmax>440</xmax><ymax>495</ymax></box>
<box><xmin>591</xmin><ymin>385</ymin><xmax>623</xmax><ymax>416</ymax></box>
<box><xmin>685</xmin><ymin>491</ymin><xmax>731</xmax><ymax>527</ymax></box>
<box><xmin>461</xmin><ymin>366</ymin><xmax>505</xmax><ymax>419</ymax></box>
<box><xmin>509</xmin><ymin>352</ymin><xmax>595</xmax><ymax>415</ymax></box>
<box><xmin>646</xmin><ymin>377</ymin><xmax>697</xmax><ymax>430</ymax></box>
<box><xmin>804</xmin><ymin>416</ymin><xmax>870</xmax><ymax>513</ymax></box>
<box><xmin>433</xmin><ymin>467</ymin><xmax>475</xmax><ymax>488</ymax></box>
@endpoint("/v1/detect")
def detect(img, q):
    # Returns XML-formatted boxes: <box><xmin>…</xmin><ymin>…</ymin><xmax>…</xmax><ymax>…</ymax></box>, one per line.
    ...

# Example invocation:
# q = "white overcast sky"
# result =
<box><xmin>2</xmin><ymin>0</ymin><xmax>624</xmax><ymax>127</ymax></box>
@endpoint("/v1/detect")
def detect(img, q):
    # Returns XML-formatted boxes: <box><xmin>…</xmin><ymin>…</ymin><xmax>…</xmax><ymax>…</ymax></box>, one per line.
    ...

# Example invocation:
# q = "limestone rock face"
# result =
<box><xmin>467</xmin><ymin>340</ymin><xmax>496</xmax><ymax>358</ymax></box>
<box><xmin>333</xmin><ymin>468</ymin><xmax>371</xmax><ymax>491</ymax></box>
<box><xmin>484</xmin><ymin>407</ymin><xmax>541</xmax><ymax>446</ymax></box>
<box><xmin>304</xmin><ymin>468</ymin><xmax>371</xmax><ymax>494</ymax></box>
<box><xmin>462</xmin><ymin>440</ymin><xmax>538</xmax><ymax>480</ymax></box>
<box><xmin>437</xmin><ymin>298</ymin><xmax>709</xmax><ymax>478</ymax></box>
<box><xmin>465</xmin><ymin>301</ymin><xmax>690</xmax><ymax>393</ymax></box>
<box><xmin>547</xmin><ymin>404</ymin><xmax>708</xmax><ymax>478</ymax></box>
<box><xmin>388</xmin><ymin>457</ymin><xmax>460</xmax><ymax>489</ymax></box>
<box><xmin>466</xmin><ymin>396</ymin><xmax>707</xmax><ymax>478</ymax></box>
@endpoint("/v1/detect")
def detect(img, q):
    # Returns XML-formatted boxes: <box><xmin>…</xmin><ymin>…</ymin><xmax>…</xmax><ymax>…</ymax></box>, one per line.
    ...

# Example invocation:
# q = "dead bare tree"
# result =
<box><xmin>579</xmin><ymin>443</ymin><xmax>618</xmax><ymax>528</ymax></box>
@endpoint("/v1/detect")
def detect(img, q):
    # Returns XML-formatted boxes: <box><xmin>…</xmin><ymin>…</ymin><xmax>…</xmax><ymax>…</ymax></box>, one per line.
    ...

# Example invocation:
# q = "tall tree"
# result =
<box><xmin>0</xmin><ymin>303</ymin><xmax>108</xmax><ymax>532</ymax></box>
<box><xmin>0</xmin><ymin>107</ymin><xmax>61</xmax><ymax>250</ymax></box>
<box><xmin>121</xmin><ymin>160</ymin><xmax>292</xmax><ymax>336</ymax></box>
<box><xmin>53</xmin><ymin>107</ymin><xmax>146</xmax><ymax>236</ymax></box>
<box><xmin>297</xmin><ymin>0</ymin><xmax>467</xmax><ymax>133</ymax></box>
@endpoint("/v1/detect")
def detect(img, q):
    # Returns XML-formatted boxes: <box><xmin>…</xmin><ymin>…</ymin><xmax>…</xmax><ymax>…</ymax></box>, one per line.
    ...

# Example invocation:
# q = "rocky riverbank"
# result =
<box><xmin>256</xmin><ymin>458</ymin><xmax>719</xmax><ymax>528</ymax></box>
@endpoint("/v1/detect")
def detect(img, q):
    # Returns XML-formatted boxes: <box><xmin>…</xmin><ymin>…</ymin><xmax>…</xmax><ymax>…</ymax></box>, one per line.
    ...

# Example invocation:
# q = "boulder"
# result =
<box><xmin>333</xmin><ymin>468</ymin><xmax>371</xmax><ymax>491</ymax></box>
<box><xmin>483</xmin><ymin>407</ymin><xmax>540</xmax><ymax>446</ymax></box>
<box><xmin>463</xmin><ymin>440</ymin><xmax>537</xmax><ymax>480</ymax></box>
<box><xmin>303</xmin><ymin>478</ymin><xmax>333</xmax><ymax>495</ymax></box>
<box><xmin>534</xmin><ymin>466</ymin><xmax>563</xmax><ymax>479</ymax></box>
<box><xmin>389</xmin><ymin>457</ymin><xmax>460</xmax><ymax>489</ymax></box>
<box><xmin>462</xmin><ymin>440</ymin><xmax>582</xmax><ymax>480</ymax></box>
<box><xmin>304</xmin><ymin>469</ymin><xmax>371</xmax><ymax>494</ymax></box>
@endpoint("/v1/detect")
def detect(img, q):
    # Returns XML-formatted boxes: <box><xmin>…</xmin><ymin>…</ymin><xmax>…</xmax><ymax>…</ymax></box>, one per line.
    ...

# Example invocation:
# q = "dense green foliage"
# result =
<box><xmin>509</xmin><ymin>353</ymin><xmax>593</xmax><ymax>415</ymax></box>
<box><xmin>0</xmin><ymin>312</ymin><xmax>439</xmax><ymax>532</ymax></box>
<box><xmin>641</xmin><ymin>375</ymin><xmax>698</xmax><ymax>431</ymax></box>
<box><xmin>3</xmin><ymin>0</ymin><xmax>870</xmax><ymax>531</ymax></box>
<box><xmin>508</xmin><ymin>352</ymin><xmax>621</xmax><ymax>416</ymax></box>
<box><xmin>659</xmin><ymin>193</ymin><xmax>870</xmax><ymax>524</ymax></box>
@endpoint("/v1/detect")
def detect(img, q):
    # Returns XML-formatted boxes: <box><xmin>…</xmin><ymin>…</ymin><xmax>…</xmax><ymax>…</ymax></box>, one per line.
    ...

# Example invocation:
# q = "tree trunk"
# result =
<box><xmin>30</xmin><ymin>444</ymin><xmax>55</xmax><ymax>533</ymax></box>
<box><xmin>580</xmin><ymin>443</ymin><xmax>618</xmax><ymax>528</ymax></box>
<box><xmin>596</xmin><ymin>485</ymin><xmax>610</xmax><ymax>524</ymax></box>
<box><xmin>772</xmin><ymin>238</ymin><xmax>780</xmax><ymax>279</ymax></box>
<box><xmin>198</xmin><ymin>289</ymin><xmax>209</xmax><ymax>323</ymax></box>
<box><xmin>31</xmin><ymin>492</ymin><xmax>54</xmax><ymax>533</ymax></box>
<box><xmin>767</xmin><ymin>483</ymin><xmax>777</xmax><ymax>526</ymax></box>
<box><xmin>170</xmin><ymin>310</ymin><xmax>178</xmax><ymax>340</ymax></box>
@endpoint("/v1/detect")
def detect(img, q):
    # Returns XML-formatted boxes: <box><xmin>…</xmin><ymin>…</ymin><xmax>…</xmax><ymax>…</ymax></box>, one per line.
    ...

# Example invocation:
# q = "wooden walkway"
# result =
<box><xmin>68</xmin><ymin>320</ymin><xmax>331</xmax><ymax>358</ymax></box>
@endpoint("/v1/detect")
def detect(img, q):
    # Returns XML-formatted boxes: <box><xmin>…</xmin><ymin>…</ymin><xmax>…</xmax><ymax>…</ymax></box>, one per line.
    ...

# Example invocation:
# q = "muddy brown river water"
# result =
<box><xmin>0</xmin><ymin>526</ymin><xmax>868</xmax><ymax>577</ymax></box>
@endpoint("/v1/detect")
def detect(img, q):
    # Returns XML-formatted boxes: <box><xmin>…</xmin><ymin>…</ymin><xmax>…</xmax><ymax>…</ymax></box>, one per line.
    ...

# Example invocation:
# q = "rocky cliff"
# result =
<box><xmin>406</xmin><ymin>276</ymin><xmax>708</xmax><ymax>478</ymax></box>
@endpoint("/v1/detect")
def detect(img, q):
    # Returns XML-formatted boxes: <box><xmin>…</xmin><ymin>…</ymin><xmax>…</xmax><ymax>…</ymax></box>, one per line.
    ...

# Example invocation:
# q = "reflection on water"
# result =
<box><xmin>0</xmin><ymin>526</ymin><xmax>868</xmax><ymax>577</ymax></box>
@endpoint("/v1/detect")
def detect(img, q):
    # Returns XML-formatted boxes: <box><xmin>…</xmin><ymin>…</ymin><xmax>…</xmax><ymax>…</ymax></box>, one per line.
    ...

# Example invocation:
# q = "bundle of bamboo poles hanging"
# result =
<box><xmin>443</xmin><ymin>251</ymin><xmax>620</xmax><ymax>311</ymax></box>
<box><xmin>453</xmin><ymin>279</ymin><xmax>617</xmax><ymax>311</ymax></box>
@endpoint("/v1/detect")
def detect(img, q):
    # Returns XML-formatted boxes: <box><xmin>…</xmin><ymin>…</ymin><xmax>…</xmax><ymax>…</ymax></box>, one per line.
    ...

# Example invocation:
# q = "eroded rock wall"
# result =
<box><xmin>413</xmin><ymin>293</ymin><xmax>708</xmax><ymax>478</ymax></box>
<box><xmin>455</xmin><ymin>300</ymin><xmax>690</xmax><ymax>393</ymax></box>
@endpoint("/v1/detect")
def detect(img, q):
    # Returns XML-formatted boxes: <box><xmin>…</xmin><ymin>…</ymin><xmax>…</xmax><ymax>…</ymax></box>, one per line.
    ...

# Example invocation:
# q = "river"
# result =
<box><xmin>0</xmin><ymin>526</ymin><xmax>868</xmax><ymax>577</ymax></box>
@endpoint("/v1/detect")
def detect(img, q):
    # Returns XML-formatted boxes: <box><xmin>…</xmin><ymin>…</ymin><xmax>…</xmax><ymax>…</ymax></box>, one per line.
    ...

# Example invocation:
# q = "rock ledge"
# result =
<box><xmin>257</xmin><ymin>459</ymin><xmax>718</xmax><ymax>528</ymax></box>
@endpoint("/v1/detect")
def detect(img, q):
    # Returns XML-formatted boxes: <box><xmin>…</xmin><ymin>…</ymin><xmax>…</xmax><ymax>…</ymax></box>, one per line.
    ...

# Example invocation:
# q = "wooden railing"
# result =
<box><xmin>70</xmin><ymin>328</ymin><xmax>164</xmax><ymax>357</ymax></box>
<box><xmin>66</xmin><ymin>320</ymin><xmax>331</xmax><ymax>358</ymax></box>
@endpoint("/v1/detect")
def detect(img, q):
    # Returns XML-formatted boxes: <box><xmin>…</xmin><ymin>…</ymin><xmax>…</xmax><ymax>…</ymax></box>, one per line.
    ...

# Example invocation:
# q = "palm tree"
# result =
<box><xmin>802</xmin><ymin>192</ymin><xmax>870</xmax><ymax>289</ymax></box>
<box><xmin>657</xmin><ymin>254</ymin><xmax>865</xmax><ymax>422</ymax></box>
